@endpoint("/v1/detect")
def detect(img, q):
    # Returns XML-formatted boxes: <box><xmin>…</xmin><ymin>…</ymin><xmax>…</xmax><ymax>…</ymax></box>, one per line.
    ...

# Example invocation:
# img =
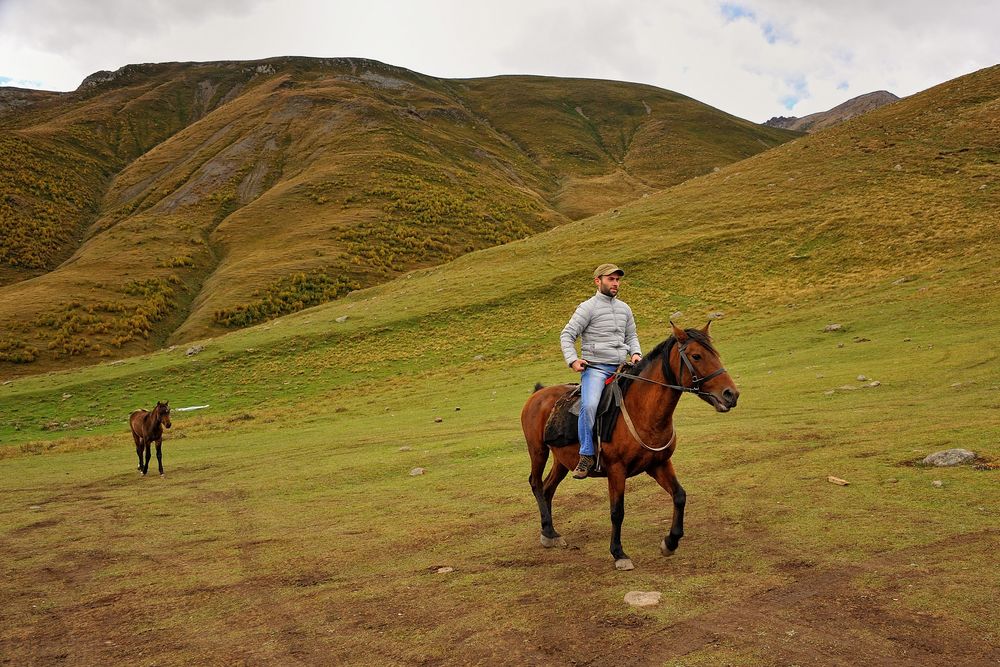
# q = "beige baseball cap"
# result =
<box><xmin>593</xmin><ymin>263</ymin><xmax>624</xmax><ymax>279</ymax></box>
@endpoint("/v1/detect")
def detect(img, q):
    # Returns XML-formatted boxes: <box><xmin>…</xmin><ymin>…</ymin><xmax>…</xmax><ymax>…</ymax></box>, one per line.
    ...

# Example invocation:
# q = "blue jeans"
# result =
<box><xmin>578</xmin><ymin>363</ymin><xmax>617</xmax><ymax>456</ymax></box>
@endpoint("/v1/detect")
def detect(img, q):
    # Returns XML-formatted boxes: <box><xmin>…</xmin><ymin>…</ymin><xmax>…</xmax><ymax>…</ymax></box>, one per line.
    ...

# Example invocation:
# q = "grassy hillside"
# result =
<box><xmin>0</xmin><ymin>57</ymin><xmax>797</xmax><ymax>375</ymax></box>
<box><xmin>0</xmin><ymin>65</ymin><xmax>997</xmax><ymax>665</ymax></box>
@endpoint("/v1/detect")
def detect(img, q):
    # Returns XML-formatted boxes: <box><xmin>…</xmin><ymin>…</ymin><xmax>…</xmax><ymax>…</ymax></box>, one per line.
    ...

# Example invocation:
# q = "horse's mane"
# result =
<box><xmin>634</xmin><ymin>329</ymin><xmax>718</xmax><ymax>384</ymax></box>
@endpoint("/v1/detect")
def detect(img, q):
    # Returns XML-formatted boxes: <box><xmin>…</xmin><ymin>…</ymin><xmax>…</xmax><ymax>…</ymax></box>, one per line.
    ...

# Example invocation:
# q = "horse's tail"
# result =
<box><xmin>533</xmin><ymin>382</ymin><xmax>544</xmax><ymax>393</ymax></box>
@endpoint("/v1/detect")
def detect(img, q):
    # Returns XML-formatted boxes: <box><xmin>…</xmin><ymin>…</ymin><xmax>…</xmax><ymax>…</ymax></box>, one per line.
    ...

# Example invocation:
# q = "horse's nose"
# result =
<box><xmin>723</xmin><ymin>387</ymin><xmax>739</xmax><ymax>408</ymax></box>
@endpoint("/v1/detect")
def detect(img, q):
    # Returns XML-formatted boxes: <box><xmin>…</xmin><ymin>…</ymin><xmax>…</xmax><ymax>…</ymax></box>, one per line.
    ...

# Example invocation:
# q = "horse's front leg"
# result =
<box><xmin>648</xmin><ymin>460</ymin><xmax>686</xmax><ymax>555</ymax></box>
<box><xmin>607</xmin><ymin>466</ymin><xmax>633</xmax><ymax>570</ymax></box>
<box><xmin>142</xmin><ymin>442</ymin><xmax>151</xmax><ymax>475</ymax></box>
<box><xmin>155</xmin><ymin>439</ymin><xmax>164</xmax><ymax>477</ymax></box>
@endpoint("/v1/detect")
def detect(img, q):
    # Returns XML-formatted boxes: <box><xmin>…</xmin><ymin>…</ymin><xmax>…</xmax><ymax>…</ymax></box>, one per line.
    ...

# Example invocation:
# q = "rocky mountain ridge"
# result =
<box><xmin>765</xmin><ymin>90</ymin><xmax>900</xmax><ymax>132</ymax></box>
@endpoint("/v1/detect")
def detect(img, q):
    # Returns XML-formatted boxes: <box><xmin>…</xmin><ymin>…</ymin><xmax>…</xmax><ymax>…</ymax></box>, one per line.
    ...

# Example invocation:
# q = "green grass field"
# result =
<box><xmin>0</xmin><ymin>65</ymin><xmax>998</xmax><ymax>665</ymax></box>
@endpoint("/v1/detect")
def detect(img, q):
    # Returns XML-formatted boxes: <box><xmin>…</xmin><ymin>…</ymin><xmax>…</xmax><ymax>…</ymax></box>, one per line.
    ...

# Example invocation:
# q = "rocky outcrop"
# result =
<box><xmin>0</xmin><ymin>87</ymin><xmax>60</xmax><ymax>115</ymax></box>
<box><xmin>766</xmin><ymin>91</ymin><xmax>900</xmax><ymax>133</ymax></box>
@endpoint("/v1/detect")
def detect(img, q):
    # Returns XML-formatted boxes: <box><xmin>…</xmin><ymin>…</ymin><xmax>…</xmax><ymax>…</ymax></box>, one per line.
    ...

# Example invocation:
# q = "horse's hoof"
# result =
<box><xmin>660</xmin><ymin>538</ymin><xmax>677</xmax><ymax>556</ymax></box>
<box><xmin>540</xmin><ymin>534</ymin><xmax>567</xmax><ymax>548</ymax></box>
<box><xmin>159</xmin><ymin>474</ymin><xmax>165</xmax><ymax>478</ymax></box>
<box><xmin>614</xmin><ymin>558</ymin><xmax>635</xmax><ymax>571</ymax></box>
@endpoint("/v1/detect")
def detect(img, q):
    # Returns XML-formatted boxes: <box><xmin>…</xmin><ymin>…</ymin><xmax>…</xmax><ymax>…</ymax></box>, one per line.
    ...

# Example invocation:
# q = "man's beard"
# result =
<box><xmin>599</xmin><ymin>284</ymin><xmax>617</xmax><ymax>297</ymax></box>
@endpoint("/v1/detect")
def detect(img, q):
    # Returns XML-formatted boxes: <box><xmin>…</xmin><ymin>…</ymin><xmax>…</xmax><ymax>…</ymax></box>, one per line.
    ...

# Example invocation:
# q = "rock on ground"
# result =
<box><xmin>923</xmin><ymin>449</ymin><xmax>976</xmax><ymax>466</ymax></box>
<box><xmin>624</xmin><ymin>591</ymin><xmax>662</xmax><ymax>607</ymax></box>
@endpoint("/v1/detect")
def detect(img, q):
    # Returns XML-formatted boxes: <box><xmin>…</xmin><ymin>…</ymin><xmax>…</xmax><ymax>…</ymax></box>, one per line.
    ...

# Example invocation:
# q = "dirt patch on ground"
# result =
<box><xmin>578</xmin><ymin>530</ymin><xmax>999</xmax><ymax>667</ymax></box>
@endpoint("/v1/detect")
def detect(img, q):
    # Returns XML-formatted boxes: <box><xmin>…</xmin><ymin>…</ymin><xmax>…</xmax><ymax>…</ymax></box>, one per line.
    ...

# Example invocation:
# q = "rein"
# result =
<box><xmin>609</xmin><ymin>343</ymin><xmax>726</xmax><ymax>398</ymax></box>
<box><xmin>607</xmin><ymin>342</ymin><xmax>726</xmax><ymax>452</ymax></box>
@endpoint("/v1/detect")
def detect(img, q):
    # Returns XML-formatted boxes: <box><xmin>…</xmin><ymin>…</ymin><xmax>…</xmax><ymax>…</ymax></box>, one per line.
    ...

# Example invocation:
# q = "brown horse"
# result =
<box><xmin>522</xmin><ymin>321</ymin><xmax>739</xmax><ymax>570</ymax></box>
<box><xmin>130</xmin><ymin>401</ymin><xmax>172</xmax><ymax>476</ymax></box>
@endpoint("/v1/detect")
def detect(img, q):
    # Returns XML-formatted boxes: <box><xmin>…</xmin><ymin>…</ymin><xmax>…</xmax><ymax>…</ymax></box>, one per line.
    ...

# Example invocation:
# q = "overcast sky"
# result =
<box><xmin>0</xmin><ymin>0</ymin><xmax>996</xmax><ymax>122</ymax></box>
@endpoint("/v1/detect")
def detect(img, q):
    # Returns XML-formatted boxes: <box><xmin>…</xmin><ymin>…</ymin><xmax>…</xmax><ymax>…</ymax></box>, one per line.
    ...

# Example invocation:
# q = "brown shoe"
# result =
<box><xmin>573</xmin><ymin>455</ymin><xmax>595</xmax><ymax>479</ymax></box>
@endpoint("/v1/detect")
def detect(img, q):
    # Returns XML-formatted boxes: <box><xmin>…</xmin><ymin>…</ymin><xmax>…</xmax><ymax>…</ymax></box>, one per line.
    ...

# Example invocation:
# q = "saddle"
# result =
<box><xmin>543</xmin><ymin>364</ymin><xmax>637</xmax><ymax>451</ymax></box>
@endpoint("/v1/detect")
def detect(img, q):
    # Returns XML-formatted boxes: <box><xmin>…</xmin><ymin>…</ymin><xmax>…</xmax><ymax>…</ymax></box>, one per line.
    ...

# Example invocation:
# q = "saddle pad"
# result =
<box><xmin>542</xmin><ymin>365</ymin><xmax>634</xmax><ymax>448</ymax></box>
<box><xmin>543</xmin><ymin>385</ymin><xmax>581</xmax><ymax>446</ymax></box>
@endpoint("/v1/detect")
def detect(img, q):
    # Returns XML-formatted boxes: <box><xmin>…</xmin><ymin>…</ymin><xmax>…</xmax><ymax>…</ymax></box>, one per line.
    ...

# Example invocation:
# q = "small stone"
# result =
<box><xmin>868</xmin><ymin>381</ymin><xmax>881</xmax><ymax>387</ymax></box>
<box><xmin>837</xmin><ymin>343</ymin><xmax>845</xmax><ymax>348</ymax></box>
<box><xmin>885</xmin><ymin>478</ymin><xmax>899</xmax><ymax>484</ymax></box>
<box><xmin>904</xmin><ymin>338</ymin><xmax>911</xmax><ymax>342</ymax></box>
<box><xmin>409</xmin><ymin>468</ymin><xmax>426</xmax><ymax>476</ymax></box>
<box><xmin>823</xmin><ymin>324</ymin><xmax>842</xmax><ymax>332</ymax></box>
<box><xmin>923</xmin><ymin>449</ymin><xmax>975</xmax><ymax>466</ymax></box>
<box><xmin>708</xmin><ymin>311</ymin><xmax>725</xmax><ymax>320</ymax></box>
<box><xmin>399</xmin><ymin>446</ymin><xmax>412</xmax><ymax>452</ymax></box>
<box><xmin>186</xmin><ymin>345</ymin><xmax>204</xmax><ymax>356</ymax></box>
<box><xmin>671</xmin><ymin>311</ymin><xmax>683</xmax><ymax>320</ymax></box>
<box><xmin>335</xmin><ymin>315</ymin><xmax>348</xmax><ymax>323</ymax></box>
<box><xmin>62</xmin><ymin>393</ymin><xmax>72</xmax><ymax>400</ymax></box>
<box><xmin>827</xmin><ymin>476</ymin><xmax>850</xmax><ymax>486</ymax></box>
<box><xmin>854</xmin><ymin>337</ymin><xmax>871</xmax><ymax>343</ymax></box>
<box><xmin>454</xmin><ymin>406</ymin><xmax>461</xmax><ymax>411</ymax></box>
<box><xmin>624</xmin><ymin>591</ymin><xmax>662</xmax><ymax>607</ymax></box>
<box><xmin>857</xmin><ymin>375</ymin><xmax>868</xmax><ymax>382</ymax></box>
<box><xmin>473</xmin><ymin>355</ymin><xmax>485</xmax><ymax>362</ymax></box>
<box><xmin>435</xmin><ymin>566</ymin><xmax>454</xmax><ymax>574</ymax></box>
<box><xmin>932</xmin><ymin>480</ymin><xmax>943</xmax><ymax>488</ymax></box>
<box><xmin>893</xmin><ymin>163</ymin><xmax>903</xmax><ymax>171</ymax></box>
<box><xmin>824</xmin><ymin>390</ymin><xmax>835</xmax><ymax>396</ymax></box>
<box><xmin>2</xmin><ymin>380</ymin><xmax>12</xmax><ymax>386</ymax></box>
<box><xmin>29</xmin><ymin>505</ymin><xmax>42</xmax><ymax>511</ymax></box>
<box><xmin>434</xmin><ymin>417</ymin><xmax>443</xmax><ymax>423</ymax></box>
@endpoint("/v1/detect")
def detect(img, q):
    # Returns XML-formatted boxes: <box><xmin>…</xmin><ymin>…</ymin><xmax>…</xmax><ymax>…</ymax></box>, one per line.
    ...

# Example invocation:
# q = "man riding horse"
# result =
<box><xmin>559</xmin><ymin>263</ymin><xmax>642</xmax><ymax>478</ymax></box>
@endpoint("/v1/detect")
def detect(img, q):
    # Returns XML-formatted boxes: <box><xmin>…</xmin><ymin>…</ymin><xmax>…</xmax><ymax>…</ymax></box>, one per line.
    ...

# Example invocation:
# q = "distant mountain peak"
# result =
<box><xmin>765</xmin><ymin>90</ymin><xmax>900</xmax><ymax>133</ymax></box>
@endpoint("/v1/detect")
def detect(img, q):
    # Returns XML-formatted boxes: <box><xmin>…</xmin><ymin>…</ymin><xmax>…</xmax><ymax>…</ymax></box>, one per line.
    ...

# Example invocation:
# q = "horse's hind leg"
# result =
<box><xmin>134</xmin><ymin>435</ymin><xmax>144</xmax><ymax>472</ymax></box>
<box><xmin>528</xmin><ymin>440</ymin><xmax>567</xmax><ymax>547</ymax></box>
<box><xmin>648</xmin><ymin>460</ymin><xmax>686</xmax><ymax>555</ymax></box>
<box><xmin>539</xmin><ymin>460</ymin><xmax>569</xmax><ymax>547</ymax></box>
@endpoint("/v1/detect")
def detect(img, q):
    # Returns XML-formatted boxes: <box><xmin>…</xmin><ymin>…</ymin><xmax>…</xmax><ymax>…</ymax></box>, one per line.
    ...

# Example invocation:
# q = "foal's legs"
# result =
<box><xmin>155</xmin><ymin>439</ymin><xmax>164</xmax><ymax>476</ymax></box>
<box><xmin>648</xmin><ymin>460</ymin><xmax>686</xmax><ymax>555</ymax></box>
<box><xmin>142</xmin><ymin>442</ymin><xmax>152</xmax><ymax>475</ymax></box>
<box><xmin>134</xmin><ymin>435</ymin><xmax>144</xmax><ymax>472</ymax></box>
<box><xmin>529</xmin><ymin>442</ymin><xmax>568</xmax><ymax>547</ymax></box>
<box><xmin>607</xmin><ymin>465</ymin><xmax>633</xmax><ymax>570</ymax></box>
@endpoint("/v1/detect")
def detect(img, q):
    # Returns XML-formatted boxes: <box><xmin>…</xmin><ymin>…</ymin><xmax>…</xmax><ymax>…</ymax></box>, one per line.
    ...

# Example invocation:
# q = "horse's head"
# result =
<box><xmin>157</xmin><ymin>401</ymin><xmax>172</xmax><ymax>429</ymax></box>
<box><xmin>668</xmin><ymin>321</ymin><xmax>740</xmax><ymax>413</ymax></box>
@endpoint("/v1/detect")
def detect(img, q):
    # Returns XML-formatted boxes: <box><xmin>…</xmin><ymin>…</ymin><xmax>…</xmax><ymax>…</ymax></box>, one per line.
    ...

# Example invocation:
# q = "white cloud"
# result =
<box><xmin>0</xmin><ymin>0</ymin><xmax>996</xmax><ymax>122</ymax></box>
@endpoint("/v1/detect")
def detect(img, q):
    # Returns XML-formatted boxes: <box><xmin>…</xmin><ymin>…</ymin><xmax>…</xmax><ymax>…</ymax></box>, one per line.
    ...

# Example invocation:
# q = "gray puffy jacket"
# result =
<box><xmin>560</xmin><ymin>292</ymin><xmax>642</xmax><ymax>367</ymax></box>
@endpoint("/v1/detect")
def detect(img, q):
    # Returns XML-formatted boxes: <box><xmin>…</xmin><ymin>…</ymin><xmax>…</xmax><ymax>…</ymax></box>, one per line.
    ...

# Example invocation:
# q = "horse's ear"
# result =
<box><xmin>670</xmin><ymin>320</ymin><xmax>688</xmax><ymax>343</ymax></box>
<box><xmin>701</xmin><ymin>319</ymin><xmax>713</xmax><ymax>335</ymax></box>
